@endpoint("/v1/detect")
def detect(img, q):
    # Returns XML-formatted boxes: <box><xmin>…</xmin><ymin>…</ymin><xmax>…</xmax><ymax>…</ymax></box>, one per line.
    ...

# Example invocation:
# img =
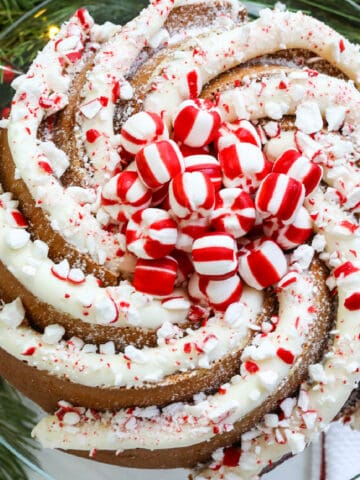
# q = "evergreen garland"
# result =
<box><xmin>0</xmin><ymin>377</ymin><xmax>42</xmax><ymax>480</ymax></box>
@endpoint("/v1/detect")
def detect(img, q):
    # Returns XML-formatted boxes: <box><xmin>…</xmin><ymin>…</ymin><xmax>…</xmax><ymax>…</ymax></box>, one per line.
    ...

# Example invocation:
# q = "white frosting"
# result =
<box><xmin>33</xmin><ymin>268</ymin><xmax>318</xmax><ymax>448</ymax></box>
<box><xmin>143</xmin><ymin>10</ymin><xmax>360</xmax><ymax>121</ymax></box>
<box><xmin>1</xmin><ymin>3</ymin><xmax>359</xmax><ymax>477</ymax></box>
<box><xmin>78</xmin><ymin>0</ymin><xmax>175</xmax><ymax>185</ymax></box>
<box><xmin>0</xmin><ymin>287</ymin><xmax>262</xmax><ymax>388</ymax></box>
<box><xmin>0</xmin><ymin>194</ymin><xmax>190</xmax><ymax>329</ymax></box>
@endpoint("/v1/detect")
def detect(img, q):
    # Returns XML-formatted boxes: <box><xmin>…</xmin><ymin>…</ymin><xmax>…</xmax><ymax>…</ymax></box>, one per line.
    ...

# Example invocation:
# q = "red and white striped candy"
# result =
<box><xmin>199</xmin><ymin>274</ymin><xmax>243</xmax><ymax>312</ymax></box>
<box><xmin>215</xmin><ymin>120</ymin><xmax>262</xmax><ymax>151</ymax></box>
<box><xmin>133</xmin><ymin>256</ymin><xmax>178</xmax><ymax>296</ymax></box>
<box><xmin>272</xmin><ymin>149</ymin><xmax>323</xmax><ymax>196</ymax></box>
<box><xmin>136</xmin><ymin>139</ymin><xmax>184</xmax><ymax>189</ymax></box>
<box><xmin>120</xmin><ymin>111</ymin><xmax>168</xmax><ymax>155</ymax></box>
<box><xmin>263</xmin><ymin>207</ymin><xmax>313</xmax><ymax>250</ymax></box>
<box><xmin>238</xmin><ymin>239</ymin><xmax>287</xmax><ymax>289</ymax></box>
<box><xmin>101</xmin><ymin>170</ymin><xmax>152</xmax><ymax>222</ymax></box>
<box><xmin>173</xmin><ymin>99</ymin><xmax>222</xmax><ymax>148</ymax></box>
<box><xmin>171</xmin><ymin>250</ymin><xmax>194</xmax><ymax>284</ymax></box>
<box><xmin>179</xmin><ymin>144</ymin><xmax>210</xmax><ymax>157</ymax></box>
<box><xmin>150</xmin><ymin>184</ymin><xmax>169</xmax><ymax>207</ymax></box>
<box><xmin>192</xmin><ymin>232</ymin><xmax>238</xmax><ymax>279</ymax></box>
<box><xmin>218</xmin><ymin>141</ymin><xmax>270</xmax><ymax>193</ymax></box>
<box><xmin>255</xmin><ymin>173</ymin><xmax>305</xmax><ymax>225</ymax></box>
<box><xmin>169</xmin><ymin>171</ymin><xmax>215</xmax><ymax>219</ymax></box>
<box><xmin>210</xmin><ymin>188</ymin><xmax>256</xmax><ymax>238</ymax></box>
<box><xmin>184</xmin><ymin>155</ymin><xmax>222</xmax><ymax>191</ymax></box>
<box><xmin>126</xmin><ymin>208</ymin><xmax>177</xmax><ymax>259</ymax></box>
<box><xmin>179</xmin><ymin>68</ymin><xmax>203</xmax><ymax>99</ymax></box>
<box><xmin>176</xmin><ymin>216</ymin><xmax>210</xmax><ymax>252</ymax></box>
<box><xmin>188</xmin><ymin>273</ymin><xmax>208</xmax><ymax>305</ymax></box>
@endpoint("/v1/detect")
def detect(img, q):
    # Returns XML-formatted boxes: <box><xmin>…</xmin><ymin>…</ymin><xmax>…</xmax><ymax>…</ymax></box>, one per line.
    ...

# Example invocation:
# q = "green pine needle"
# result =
<box><xmin>0</xmin><ymin>377</ymin><xmax>40</xmax><ymax>480</ymax></box>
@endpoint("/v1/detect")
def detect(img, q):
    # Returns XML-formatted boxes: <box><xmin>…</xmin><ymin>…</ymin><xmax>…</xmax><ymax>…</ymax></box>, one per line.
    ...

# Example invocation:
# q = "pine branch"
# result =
<box><xmin>0</xmin><ymin>377</ymin><xmax>40</xmax><ymax>480</ymax></box>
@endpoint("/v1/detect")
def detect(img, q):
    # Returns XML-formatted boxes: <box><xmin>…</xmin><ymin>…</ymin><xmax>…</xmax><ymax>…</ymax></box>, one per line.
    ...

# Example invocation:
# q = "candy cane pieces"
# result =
<box><xmin>273</xmin><ymin>149</ymin><xmax>323</xmax><ymax>196</ymax></box>
<box><xmin>101</xmin><ymin>170</ymin><xmax>152</xmax><ymax>222</ymax></box>
<box><xmin>184</xmin><ymin>155</ymin><xmax>222</xmax><ymax>191</ymax></box>
<box><xmin>126</xmin><ymin>208</ymin><xmax>177</xmax><ymax>259</ymax></box>
<box><xmin>136</xmin><ymin>139</ymin><xmax>184</xmax><ymax>189</ymax></box>
<box><xmin>238</xmin><ymin>239</ymin><xmax>288</xmax><ymax>289</ymax></box>
<box><xmin>133</xmin><ymin>256</ymin><xmax>178</xmax><ymax>296</ymax></box>
<box><xmin>255</xmin><ymin>173</ymin><xmax>305</xmax><ymax>224</ymax></box>
<box><xmin>169</xmin><ymin>171</ymin><xmax>215</xmax><ymax>219</ymax></box>
<box><xmin>120</xmin><ymin>111</ymin><xmax>168</xmax><ymax>155</ymax></box>
<box><xmin>218</xmin><ymin>141</ymin><xmax>270</xmax><ymax>192</ymax></box>
<box><xmin>263</xmin><ymin>207</ymin><xmax>313</xmax><ymax>250</ymax></box>
<box><xmin>210</xmin><ymin>188</ymin><xmax>256</xmax><ymax>238</ymax></box>
<box><xmin>192</xmin><ymin>233</ymin><xmax>238</xmax><ymax>279</ymax></box>
<box><xmin>173</xmin><ymin>99</ymin><xmax>222</xmax><ymax>148</ymax></box>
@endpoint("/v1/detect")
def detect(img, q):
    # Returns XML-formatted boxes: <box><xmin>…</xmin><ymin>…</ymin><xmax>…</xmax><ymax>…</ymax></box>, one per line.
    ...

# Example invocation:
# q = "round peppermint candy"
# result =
<box><xmin>136</xmin><ymin>139</ymin><xmax>184</xmax><ymax>189</ymax></box>
<box><xmin>263</xmin><ymin>207</ymin><xmax>313</xmax><ymax>250</ymax></box>
<box><xmin>210</xmin><ymin>188</ymin><xmax>256</xmax><ymax>238</ymax></box>
<box><xmin>192</xmin><ymin>232</ymin><xmax>238</xmax><ymax>279</ymax></box>
<box><xmin>120</xmin><ymin>111</ymin><xmax>168</xmax><ymax>155</ymax></box>
<box><xmin>169</xmin><ymin>171</ymin><xmax>215</xmax><ymax>219</ymax></box>
<box><xmin>126</xmin><ymin>208</ymin><xmax>177</xmax><ymax>259</ymax></box>
<box><xmin>173</xmin><ymin>99</ymin><xmax>222</xmax><ymax>148</ymax></box>
<box><xmin>133</xmin><ymin>256</ymin><xmax>178</xmax><ymax>296</ymax></box>
<box><xmin>272</xmin><ymin>148</ymin><xmax>323</xmax><ymax>196</ymax></box>
<box><xmin>101</xmin><ymin>170</ymin><xmax>152</xmax><ymax>222</ymax></box>
<box><xmin>238</xmin><ymin>238</ymin><xmax>288</xmax><ymax>289</ymax></box>
<box><xmin>255</xmin><ymin>172</ymin><xmax>305</xmax><ymax>224</ymax></box>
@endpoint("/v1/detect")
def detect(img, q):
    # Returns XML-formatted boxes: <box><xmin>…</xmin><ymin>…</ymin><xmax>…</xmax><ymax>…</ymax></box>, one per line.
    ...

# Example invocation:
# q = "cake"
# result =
<box><xmin>0</xmin><ymin>0</ymin><xmax>359</xmax><ymax>478</ymax></box>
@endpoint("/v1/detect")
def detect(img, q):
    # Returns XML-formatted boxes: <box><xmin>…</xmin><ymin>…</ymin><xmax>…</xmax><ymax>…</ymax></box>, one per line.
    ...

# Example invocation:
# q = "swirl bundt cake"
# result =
<box><xmin>0</xmin><ymin>0</ymin><xmax>359</xmax><ymax>478</ymax></box>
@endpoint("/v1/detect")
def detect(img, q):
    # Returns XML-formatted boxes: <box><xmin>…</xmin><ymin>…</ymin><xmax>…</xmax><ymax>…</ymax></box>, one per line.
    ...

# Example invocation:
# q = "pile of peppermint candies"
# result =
<box><xmin>101</xmin><ymin>97</ymin><xmax>322</xmax><ymax>310</ymax></box>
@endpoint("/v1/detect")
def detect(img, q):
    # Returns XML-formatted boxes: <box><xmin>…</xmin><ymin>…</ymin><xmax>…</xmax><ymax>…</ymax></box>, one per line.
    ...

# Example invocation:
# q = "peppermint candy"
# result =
<box><xmin>133</xmin><ymin>256</ymin><xmax>178</xmax><ymax>296</ymax></box>
<box><xmin>218</xmin><ymin>141</ymin><xmax>270</xmax><ymax>193</ymax></box>
<box><xmin>272</xmin><ymin>149</ymin><xmax>323</xmax><ymax>196</ymax></box>
<box><xmin>173</xmin><ymin>99</ymin><xmax>222</xmax><ymax>148</ymax></box>
<box><xmin>255</xmin><ymin>172</ymin><xmax>305</xmax><ymax>224</ymax></box>
<box><xmin>176</xmin><ymin>216</ymin><xmax>209</xmax><ymax>252</ymax></box>
<box><xmin>263</xmin><ymin>207</ymin><xmax>313</xmax><ymax>250</ymax></box>
<box><xmin>215</xmin><ymin>119</ymin><xmax>262</xmax><ymax>151</ymax></box>
<box><xmin>189</xmin><ymin>273</ymin><xmax>243</xmax><ymax>312</ymax></box>
<box><xmin>192</xmin><ymin>232</ymin><xmax>238</xmax><ymax>279</ymax></box>
<box><xmin>120</xmin><ymin>111</ymin><xmax>168</xmax><ymax>155</ymax></box>
<box><xmin>238</xmin><ymin>239</ymin><xmax>287</xmax><ymax>289</ymax></box>
<box><xmin>210</xmin><ymin>188</ymin><xmax>256</xmax><ymax>238</ymax></box>
<box><xmin>101</xmin><ymin>170</ymin><xmax>152</xmax><ymax>222</ymax></box>
<box><xmin>169</xmin><ymin>171</ymin><xmax>215</xmax><ymax>219</ymax></box>
<box><xmin>136</xmin><ymin>139</ymin><xmax>184</xmax><ymax>189</ymax></box>
<box><xmin>184</xmin><ymin>154</ymin><xmax>222</xmax><ymax>191</ymax></box>
<box><xmin>171</xmin><ymin>250</ymin><xmax>194</xmax><ymax>284</ymax></box>
<box><xmin>126</xmin><ymin>208</ymin><xmax>177</xmax><ymax>259</ymax></box>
